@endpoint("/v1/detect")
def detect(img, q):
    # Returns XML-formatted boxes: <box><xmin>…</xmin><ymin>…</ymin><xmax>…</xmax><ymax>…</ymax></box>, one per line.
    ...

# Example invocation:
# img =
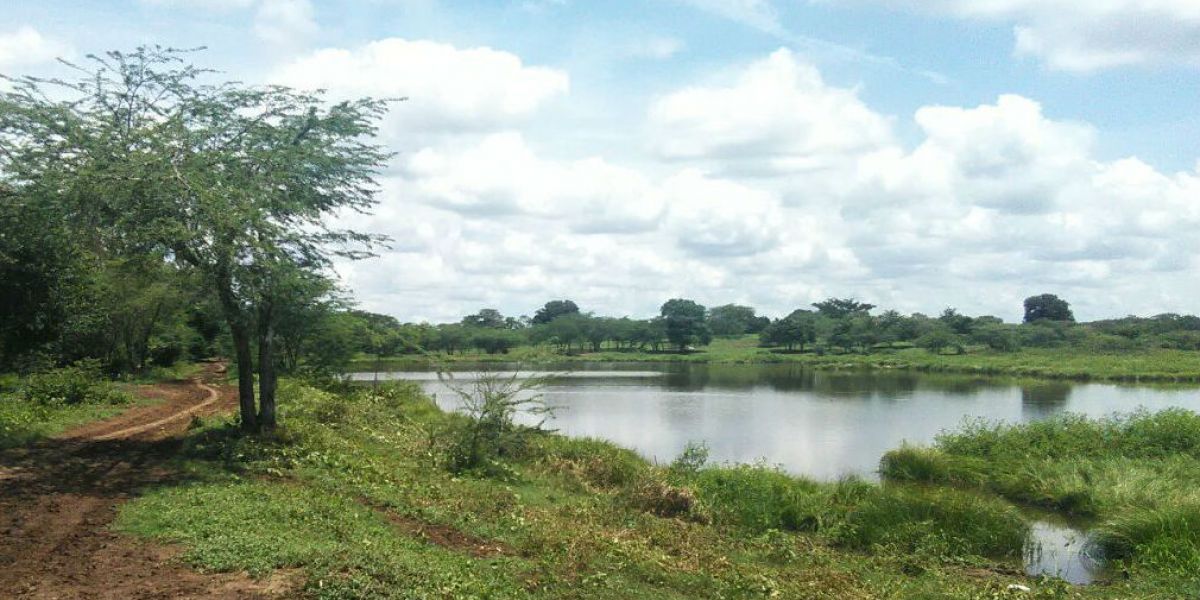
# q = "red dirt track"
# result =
<box><xmin>0</xmin><ymin>363</ymin><xmax>298</xmax><ymax>599</ymax></box>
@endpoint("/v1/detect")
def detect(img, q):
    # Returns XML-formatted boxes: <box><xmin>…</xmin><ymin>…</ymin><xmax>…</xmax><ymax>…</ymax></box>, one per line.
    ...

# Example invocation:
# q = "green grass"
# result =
<box><xmin>356</xmin><ymin>337</ymin><xmax>1200</xmax><ymax>383</ymax></box>
<box><xmin>881</xmin><ymin>410</ymin><xmax>1200</xmax><ymax>582</ymax></box>
<box><xmin>0</xmin><ymin>370</ymin><xmax>140</xmax><ymax>449</ymax></box>
<box><xmin>104</xmin><ymin>377</ymin><xmax>1194</xmax><ymax>598</ymax></box>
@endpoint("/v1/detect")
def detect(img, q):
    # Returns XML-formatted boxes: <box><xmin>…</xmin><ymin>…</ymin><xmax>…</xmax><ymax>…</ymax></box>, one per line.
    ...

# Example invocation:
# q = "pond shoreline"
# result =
<box><xmin>352</xmin><ymin>347</ymin><xmax>1200</xmax><ymax>384</ymax></box>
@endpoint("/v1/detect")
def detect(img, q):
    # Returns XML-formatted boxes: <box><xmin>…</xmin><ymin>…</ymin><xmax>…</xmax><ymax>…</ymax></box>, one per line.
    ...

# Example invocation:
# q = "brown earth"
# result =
<box><xmin>0</xmin><ymin>363</ymin><xmax>301</xmax><ymax>599</ymax></box>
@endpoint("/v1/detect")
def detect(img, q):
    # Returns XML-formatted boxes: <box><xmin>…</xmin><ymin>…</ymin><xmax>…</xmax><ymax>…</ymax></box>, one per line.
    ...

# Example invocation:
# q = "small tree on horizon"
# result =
<box><xmin>1023</xmin><ymin>294</ymin><xmax>1075</xmax><ymax>323</ymax></box>
<box><xmin>660</xmin><ymin>299</ymin><xmax>712</xmax><ymax>352</ymax></box>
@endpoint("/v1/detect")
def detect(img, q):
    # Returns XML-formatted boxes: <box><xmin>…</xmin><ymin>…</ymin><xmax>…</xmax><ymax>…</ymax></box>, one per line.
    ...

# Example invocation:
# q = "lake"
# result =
<box><xmin>352</xmin><ymin>362</ymin><xmax>1200</xmax><ymax>480</ymax></box>
<box><xmin>353</xmin><ymin>362</ymin><xmax>1200</xmax><ymax>584</ymax></box>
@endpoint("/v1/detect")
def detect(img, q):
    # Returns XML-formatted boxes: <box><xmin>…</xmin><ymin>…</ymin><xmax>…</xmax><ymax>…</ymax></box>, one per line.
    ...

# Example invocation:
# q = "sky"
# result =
<box><xmin>3</xmin><ymin>0</ymin><xmax>1199</xmax><ymax>323</ymax></box>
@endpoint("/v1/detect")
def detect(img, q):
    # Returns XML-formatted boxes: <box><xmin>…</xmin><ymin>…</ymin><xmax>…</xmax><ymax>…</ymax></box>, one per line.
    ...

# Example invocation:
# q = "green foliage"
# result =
<box><xmin>532</xmin><ymin>300</ymin><xmax>580</xmax><ymax>325</ymax></box>
<box><xmin>689</xmin><ymin>464</ymin><xmax>824</xmax><ymax>533</ymax></box>
<box><xmin>433</xmin><ymin>372</ymin><xmax>554</xmax><ymax>475</ymax></box>
<box><xmin>708</xmin><ymin>304</ymin><xmax>768</xmax><ymax>336</ymax></box>
<box><xmin>885</xmin><ymin>410</ymin><xmax>1200</xmax><ymax>575</ymax></box>
<box><xmin>669</xmin><ymin>441</ymin><xmax>710</xmax><ymax>475</ymax></box>
<box><xmin>759</xmin><ymin>312</ymin><xmax>817</xmax><ymax>351</ymax></box>
<box><xmin>917</xmin><ymin>326</ymin><xmax>965</xmax><ymax>355</ymax></box>
<box><xmin>1024</xmin><ymin>294</ymin><xmax>1075</xmax><ymax>323</ymax></box>
<box><xmin>660</xmin><ymin>298</ymin><xmax>712</xmax><ymax>351</ymax></box>
<box><xmin>22</xmin><ymin>360</ymin><xmax>130</xmax><ymax>406</ymax></box>
<box><xmin>834</xmin><ymin>485</ymin><xmax>1028</xmax><ymax>560</ymax></box>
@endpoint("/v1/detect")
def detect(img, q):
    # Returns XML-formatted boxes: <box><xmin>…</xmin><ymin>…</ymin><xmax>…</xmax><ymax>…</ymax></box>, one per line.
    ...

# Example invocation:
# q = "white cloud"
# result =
<box><xmin>272</xmin><ymin>38</ymin><xmax>569</xmax><ymax>138</ymax></box>
<box><xmin>254</xmin><ymin>0</ymin><xmax>318</xmax><ymax>46</ymax></box>
<box><xmin>303</xmin><ymin>42</ymin><xmax>1200</xmax><ymax>322</ymax></box>
<box><xmin>848</xmin><ymin>0</ymin><xmax>1200</xmax><ymax>70</ymax></box>
<box><xmin>0</xmin><ymin>26</ymin><xmax>70</xmax><ymax>70</ymax></box>
<box><xmin>663</xmin><ymin>169</ymin><xmax>784</xmax><ymax>257</ymax></box>
<box><xmin>400</xmin><ymin>132</ymin><xmax>665</xmax><ymax>232</ymax></box>
<box><xmin>648</xmin><ymin>49</ymin><xmax>893</xmax><ymax>173</ymax></box>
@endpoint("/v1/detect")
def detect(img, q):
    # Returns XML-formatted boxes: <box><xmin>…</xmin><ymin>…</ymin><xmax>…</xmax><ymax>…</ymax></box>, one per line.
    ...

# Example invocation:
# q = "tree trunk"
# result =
<box><xmin>214</xmin><ymin>263</ymin><xmax>257</xmax><ymax>432</ymax></box>
<box><xmin>257</xmin><ymin>301</ymin><xmax>277</xmax><ymax>431</ymax></box>
<box><xmin>228</xmin><ymin>321</ymin><xmax>258</xmax><ymax>431</ymax></box>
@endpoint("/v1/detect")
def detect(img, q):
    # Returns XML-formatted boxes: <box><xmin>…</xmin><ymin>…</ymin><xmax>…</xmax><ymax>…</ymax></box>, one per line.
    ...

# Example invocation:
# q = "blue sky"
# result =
<box><xmin>3</xmin><ymin>0</ymin><xmax>1200</xmax><ymax>321</ymax></box>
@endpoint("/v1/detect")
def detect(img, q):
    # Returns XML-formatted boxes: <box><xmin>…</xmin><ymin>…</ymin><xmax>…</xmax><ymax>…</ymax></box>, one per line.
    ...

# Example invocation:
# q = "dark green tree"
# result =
<box><xmin>812</xmin><ymin>298</ymin><xmax>875</xmax><ymax>319</ymax></box>
<box><xmin>660</xmin><ymin>299</ymin><xmax>712</xmax><ymax>352</ymax></box>
<box><xmin>532</xmin><ymin>300</ymin><xmax>580</xmax><ymax>325</ymax></box>
<box><xmin>462</xmin><ymin>309</ymin><xmax>508</xmax><ymax>329</ymax></box>
<box><xmin>1023</xmin><ymin>294</ymin><xmax>1075</xmax><ymax>323</ymax></box>
<box><xmin>708</xmin><ymin>304</ymin><xmax>762</xmax><ymax>336</ymax></box>
<box><xmin>759</xmin><ymin>312</ymin><xmax>817</xmax><ymax>351</ymax></box>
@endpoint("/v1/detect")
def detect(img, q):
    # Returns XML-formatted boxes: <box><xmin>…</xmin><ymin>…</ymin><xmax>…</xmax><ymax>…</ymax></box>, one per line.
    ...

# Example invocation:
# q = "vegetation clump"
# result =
<box><xmin>882</xmin><ymin>410</ymin><xmax>1200</xmax><ymax>579</ymax></box>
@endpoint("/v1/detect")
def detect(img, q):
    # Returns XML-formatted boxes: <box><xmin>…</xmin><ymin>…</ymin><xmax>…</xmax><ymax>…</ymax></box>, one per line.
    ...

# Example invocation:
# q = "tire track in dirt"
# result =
<box><xmin>0</xmin><ymin>362</ymin><xmax>300</xmax><ymax>599</ymax></box>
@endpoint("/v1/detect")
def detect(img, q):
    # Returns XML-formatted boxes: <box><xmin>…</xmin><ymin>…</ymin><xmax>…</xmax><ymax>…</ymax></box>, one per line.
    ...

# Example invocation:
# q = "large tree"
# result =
<box><xmin>708</xmin><ymin>304</ymin><xmax>767</xmax><ymax>336</ymax></box>
<box><xmin>0</xmin><ymin>47</ymin><xmax>391</xmax><ymax>431</ymax></box>
<box><xmin>660</xmin><ymin>298</ymin><xmax>712</xmax><ymax>352</ymax></box>
<box><xmin>1023</xmin><ymin>294</ymin><xmax>1075</xmax><ymax>323</ymax></box>
<box><xmin>812</xmin><ymin>298</ymin><xmax>875</xmax><ymax>319</ymax></box>
<box><xmin>532</xmin><ymin>299</ymin><xmax>580</xmax><ymax>325</ymax></box>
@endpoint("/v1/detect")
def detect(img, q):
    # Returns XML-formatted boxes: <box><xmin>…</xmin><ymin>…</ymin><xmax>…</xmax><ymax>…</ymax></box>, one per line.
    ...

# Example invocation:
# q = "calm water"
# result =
<box><xmin>354</xmin><ymin>362</ymin><xmax>1200</xmax><ymax>480</ymax></box>
<box><xmin>353</xmin><ymin>362</ymin><xmax>1200</xmax><ymax>584</ymax></box>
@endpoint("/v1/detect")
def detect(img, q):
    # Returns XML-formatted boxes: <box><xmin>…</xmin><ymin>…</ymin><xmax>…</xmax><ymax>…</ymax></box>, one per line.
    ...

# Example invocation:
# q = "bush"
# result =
<box><xmin>22</xmin><ymin>360</ymin><xmax>129</xmax><ymax>406</ymax></box>
<box><xmin>436</xmin><ymin>371</ymin><xmax>554</xmax><ymax>475</ymax></box>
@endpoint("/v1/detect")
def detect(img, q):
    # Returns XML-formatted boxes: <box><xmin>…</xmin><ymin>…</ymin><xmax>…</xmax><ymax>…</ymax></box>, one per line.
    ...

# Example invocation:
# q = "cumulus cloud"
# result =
<box><xmin>845</xmin><ymin>0</ymin><xmax>1200</xmax><ymax>70</ymax></box>
<box><xmin>663</xmin><ymin>169</ymin><xmax>784</xmax><ymax>257</ymax></box>
<box><xmin>0</xmin><ymin>26</ymin><xmax>70</xmax><ymax>70</ymax></box>
<box><xmin>333</xmin><ymin>44</ymin><xmax>1199</xmax><ymax>323</ymax></box>
<box><xmin>272</xmin><ymin>38</ymin><xmax>569</xmax><ymax>138</ymax></box>
<box><xmin>399</xmin><ymin>132</ymin><xmax>664</xmax><ymax>232</ymax></box>
<box><xmin>648</xmin><ymin>49</ymin><xmax>893</xmax><ymax>173</ymax></box>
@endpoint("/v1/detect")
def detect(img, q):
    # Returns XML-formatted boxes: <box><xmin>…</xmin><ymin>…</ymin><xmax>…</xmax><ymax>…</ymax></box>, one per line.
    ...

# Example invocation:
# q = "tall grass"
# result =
<box><xmin>881</xmin><ymin>409</ymin><xmax>1200</xmax><ymax>574</ymax></box>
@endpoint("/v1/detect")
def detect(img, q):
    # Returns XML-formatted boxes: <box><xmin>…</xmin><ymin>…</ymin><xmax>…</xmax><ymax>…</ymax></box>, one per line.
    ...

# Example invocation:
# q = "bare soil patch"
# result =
<box><xmin>0</xmin><ymin>363</ymin><xmax>299</xmax><ymax>599</ymax></box>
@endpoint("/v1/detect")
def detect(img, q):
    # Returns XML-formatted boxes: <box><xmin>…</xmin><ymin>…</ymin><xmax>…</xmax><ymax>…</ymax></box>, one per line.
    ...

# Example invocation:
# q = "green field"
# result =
<box><xmin>354</xmin><ymin>336</ymin><xmax>1200</xmax><ymax>383</ymax></box>
<box><xmin>110</xmin><ymin>379</ymin><xmax>1196</xmax><ymax>598</ymax></box>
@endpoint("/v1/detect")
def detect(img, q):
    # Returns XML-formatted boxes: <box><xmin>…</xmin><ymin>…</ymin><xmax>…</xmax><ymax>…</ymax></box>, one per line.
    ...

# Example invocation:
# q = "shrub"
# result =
<box><xmin>22</xmin><ymin>360</ymin><xmax>129</xmax><ymax>406</ymax></box>
<box><xmin>669</xmin><ymin>441</ymin><xmax>709</xmax><ymax>475</ymax></box>
<box><xmin>437</xmin><ymin>371</ymin><xmax>554</xmax><ymax>475</ymax></box>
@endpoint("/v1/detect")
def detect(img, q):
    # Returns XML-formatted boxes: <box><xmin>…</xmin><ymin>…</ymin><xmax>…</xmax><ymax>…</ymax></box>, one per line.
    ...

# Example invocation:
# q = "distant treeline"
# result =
<box><xmin>343</xmin><ymin>294</ymin><xmax>1200</xmax><ymax>358</ymax></box>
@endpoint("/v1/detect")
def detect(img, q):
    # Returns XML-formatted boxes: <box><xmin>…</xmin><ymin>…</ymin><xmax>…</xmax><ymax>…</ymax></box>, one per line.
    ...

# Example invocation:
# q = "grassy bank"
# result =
<box><xmin>881</xmin><ymin>410</ymin><xmax>1200</xmax><ymax>590</ymax></box>
<box><xmin>111</xmin><ymin>379</ymin><xmax>1192</xmax><ymax>598</ymax></box>
<box><xmin>353</xmin><ymin>337</ymin><xmax>1200</xmax><ymax>383</ymax></box>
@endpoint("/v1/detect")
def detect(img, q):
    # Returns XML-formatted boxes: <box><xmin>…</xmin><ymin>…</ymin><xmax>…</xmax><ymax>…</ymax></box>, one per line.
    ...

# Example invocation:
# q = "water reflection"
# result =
<box><xmin>1025</xmin><ymin>519</ymin><xmax>1103</xmax><ymax>584</ymax></box>
<box><xmin>1021</xmin><ymin>383</ymin><xmax>1073</xmax><ymax>420</ymax></box>
<box><xmin>356</xmin><ymin>363</ymin><xmax>1200</xmax><ymax>480</ymax></box>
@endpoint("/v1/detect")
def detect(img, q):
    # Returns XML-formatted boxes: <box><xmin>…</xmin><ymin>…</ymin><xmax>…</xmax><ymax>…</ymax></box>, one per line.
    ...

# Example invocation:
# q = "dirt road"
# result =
<box><xmin>0</xmin><ymin>363</ymin><xmax>297</xmax><ymax>599</ymax></box>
